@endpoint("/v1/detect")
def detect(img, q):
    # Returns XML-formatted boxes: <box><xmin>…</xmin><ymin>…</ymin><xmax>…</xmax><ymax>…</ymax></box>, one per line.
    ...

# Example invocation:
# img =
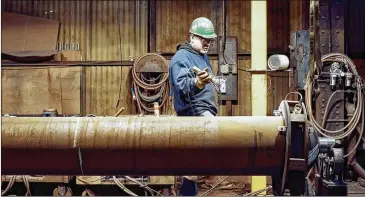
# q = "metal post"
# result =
<box><xmin>251</xmin><ymin>0</ymin><xmax>268</xmax><ymax>195</ymax></box>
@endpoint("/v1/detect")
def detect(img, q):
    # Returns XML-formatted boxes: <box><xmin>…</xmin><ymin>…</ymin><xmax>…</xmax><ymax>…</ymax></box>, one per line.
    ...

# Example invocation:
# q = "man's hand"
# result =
<box><xmin>195</xmin><ymin>67</ymin><xmax>211</xmax><ymax>89</ymax></box>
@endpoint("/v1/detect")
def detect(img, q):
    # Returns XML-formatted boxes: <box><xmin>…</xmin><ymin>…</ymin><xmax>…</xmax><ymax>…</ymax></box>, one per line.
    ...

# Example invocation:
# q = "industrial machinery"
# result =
<box><xmin>1</xmin><ymin>37</ymin><xmax>365</xmax><ymax>196</ymax></box>
<box><xmin>1</xmin><ymin>40</ymin><xmax>365</xmax><ymax>196</ymax></box>
<box><xmin>2</xmin><ymin>3</ymin><xmax>365</xmax><ymax>195</ymax></box>
<box><xmin>2</xmin><ymin>71</ymin><xmax>363</xmax><ymax>195</ymax></box>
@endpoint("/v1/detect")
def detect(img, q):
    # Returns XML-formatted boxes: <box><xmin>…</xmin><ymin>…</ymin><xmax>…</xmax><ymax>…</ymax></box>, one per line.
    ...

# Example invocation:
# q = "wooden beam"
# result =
<box><xmin>0</xmin><ymin>60</ymin><xmax>135</xmax><ymax>67</ymax></box>
<box><xmin>251</xmin><ymin>0</ymin><xmax>268</xmax><ymax>195</ymax></box>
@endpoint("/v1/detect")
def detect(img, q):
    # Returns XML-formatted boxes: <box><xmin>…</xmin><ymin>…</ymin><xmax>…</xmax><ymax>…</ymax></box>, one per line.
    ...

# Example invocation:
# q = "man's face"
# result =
<box><xmin>191</xmin><ymin>35</ymin><xmax>214</xmax><ymax>54</ymax></box>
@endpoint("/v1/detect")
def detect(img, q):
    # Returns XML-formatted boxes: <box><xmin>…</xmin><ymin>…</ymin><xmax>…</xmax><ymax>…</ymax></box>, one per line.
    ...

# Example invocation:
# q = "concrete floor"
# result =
<box><xmin>348</xmin><ymin>180</ymin><xmax>365</xmax><ymax>196</ymax></box>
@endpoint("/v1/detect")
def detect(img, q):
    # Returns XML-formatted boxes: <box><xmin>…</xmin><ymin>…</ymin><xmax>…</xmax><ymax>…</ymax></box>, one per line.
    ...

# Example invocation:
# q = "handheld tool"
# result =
<box><xmin>192</xmin><ymin>66</ymin><xmax>220</xmax><ymax>91</ymax></box>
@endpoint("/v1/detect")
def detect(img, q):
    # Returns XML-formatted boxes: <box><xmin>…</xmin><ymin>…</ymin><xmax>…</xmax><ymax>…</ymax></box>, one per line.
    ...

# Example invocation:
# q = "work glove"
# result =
<box><xmin>195</xmin><ymin>67</ymin><xmax>211</xmax><ymax>89</ymax></box>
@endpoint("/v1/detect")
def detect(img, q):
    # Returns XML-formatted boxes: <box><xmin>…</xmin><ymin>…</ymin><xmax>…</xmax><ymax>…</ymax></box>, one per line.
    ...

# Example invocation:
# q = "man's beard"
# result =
<box><xmin>191</xmin><ymin>37</ymin><xmax>210</xmax><ymax>54</ymax></box>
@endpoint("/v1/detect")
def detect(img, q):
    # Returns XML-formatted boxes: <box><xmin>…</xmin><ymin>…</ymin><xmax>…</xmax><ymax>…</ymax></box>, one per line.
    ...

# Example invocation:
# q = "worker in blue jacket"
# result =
<box><xmin>169</xmin><ymin>17</ymin><xmax>218</xmax><ymax>196</ymax></box>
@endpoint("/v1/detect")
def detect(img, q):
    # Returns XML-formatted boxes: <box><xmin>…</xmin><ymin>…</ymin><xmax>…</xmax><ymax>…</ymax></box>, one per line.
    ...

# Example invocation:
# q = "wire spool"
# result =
<box><xmin>268</xmin><ymin>54</ymin><xmax>289</xmax><ymax>71</ymax></box>
<box><xmin>132</xmin><ymin>53</ymin><xmax>170</xmax><ymax>114</ymax></box>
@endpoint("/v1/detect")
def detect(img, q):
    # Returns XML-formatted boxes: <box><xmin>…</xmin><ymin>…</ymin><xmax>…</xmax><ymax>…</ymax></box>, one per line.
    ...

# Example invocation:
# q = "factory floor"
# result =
<box><xmin>1</xmin><ymin>177</ymin><xmax>364</xmax><ymax>196</ymax></box>
<box><xmin>348</xmin><ymin>178</ymin><xmax>365</xmax><ymax>196</ymax></box>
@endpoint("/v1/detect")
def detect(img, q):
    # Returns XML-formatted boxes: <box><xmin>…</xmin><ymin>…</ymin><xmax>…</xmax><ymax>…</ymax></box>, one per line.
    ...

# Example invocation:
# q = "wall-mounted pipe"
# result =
<box><xmin>2</xmin><ymin>116</ymin><xmax>285</xmax><ymax>176</ymax></box>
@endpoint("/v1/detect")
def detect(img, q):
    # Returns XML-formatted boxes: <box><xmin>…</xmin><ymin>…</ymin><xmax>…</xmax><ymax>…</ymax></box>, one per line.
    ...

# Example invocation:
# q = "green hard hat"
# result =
<box><xmin>189</xmin><ymin>17</ymin><xmax>217</xmax><ymax>39</ymax></box>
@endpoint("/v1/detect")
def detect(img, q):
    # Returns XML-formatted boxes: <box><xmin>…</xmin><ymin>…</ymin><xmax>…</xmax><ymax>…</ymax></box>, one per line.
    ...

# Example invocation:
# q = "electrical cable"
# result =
<box><xmin>305</xmin><ymin>53</ymin><xmax>364</xmax><ymax>140</ymax></box>
<box><xmin>306</xmin><ymin>76</ymin><xmax>362</xmax><ymax>139</ymax></box>
<box><xmin>124</xmin><ymin>176</ymin><xmax>163</xmax><ymax>196</ymax></box>
<box><xmin>22</xmin><ymin>176</ymin><xmax>31</xmax><ymax>196</ymax></box>
<box><xmin>216</xmin><ymin>0</ymin><xmax>228</xmax><ymax>107</ymax></box>
<box><xmin>1</xmin><ymin>175</ymin><xmax>31</xmax><ymax>196</ymax></box>
<box><xmin>245</xmin><ymin>185</ymin><xmax>272</xmax><ymax>196</ymax></box>
<box><xmin>186</xmin><ymin>67</ymin><xmax>196</xmax><ymax>116</ymax></box>
<box><xmin>1</xmin><ymin>175</ymin><xmax>16</xmax><ymax>196</ymax></box>
<box><xmin>285</xmin><ymin>91</ymin><xmax>303</xmax><ymax>102</ymax></box>
<box><xmin>199</xmin><ymin>176</ymin><xmax>229</xmax><ymax>196</ymax></box>
<box><xmin>113</xmin><ymin>176</ymin><xmax>138</xmax><ymax>196</ymax></box>
<box><xmin>343</xmin><ymin>102</ymin><xmax>364</xmax><ymax>158</ymax></box>
<box><xmin>304</xmin><ymin>53</ymin><xmax>365</xmax><ymax>162</ymax></box>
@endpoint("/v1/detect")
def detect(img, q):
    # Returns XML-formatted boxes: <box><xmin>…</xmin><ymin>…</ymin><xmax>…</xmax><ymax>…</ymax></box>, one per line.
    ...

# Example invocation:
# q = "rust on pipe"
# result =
<box><xmin>2</xmin><ymin>116</ymin><xmax>286</xmax><ymax>176</ymax></box>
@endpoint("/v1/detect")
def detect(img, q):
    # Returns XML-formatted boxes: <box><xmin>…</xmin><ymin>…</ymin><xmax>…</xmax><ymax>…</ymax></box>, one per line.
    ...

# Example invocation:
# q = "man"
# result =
<box><xmin>169</xmin><ymin>17</ymin><xmax>218</xmax><ymax>118</ymax></box>
<box><xmin>168</xmin><ymin>17</ymin><xmax>218</xmax><ymax>196</ymax></box>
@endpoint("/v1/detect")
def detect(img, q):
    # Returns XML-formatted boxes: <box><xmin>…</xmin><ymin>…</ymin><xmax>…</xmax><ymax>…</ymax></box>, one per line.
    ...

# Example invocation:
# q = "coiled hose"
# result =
<box><xmin>305</xmin><ymin>53</ymin><xmax>365</xmax><ymax>179</ymax></box>
<box><xmin>131</xmin><ymin>54</ymin><xmax>170</xmax><ymax>114</ymax></box>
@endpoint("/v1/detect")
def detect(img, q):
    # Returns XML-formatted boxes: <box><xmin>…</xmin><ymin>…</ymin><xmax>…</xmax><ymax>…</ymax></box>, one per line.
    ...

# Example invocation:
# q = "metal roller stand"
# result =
<box><xmin>271</xmin><ymin>100</ymin><xmax>309</xmax><ymax>196</ymax></box>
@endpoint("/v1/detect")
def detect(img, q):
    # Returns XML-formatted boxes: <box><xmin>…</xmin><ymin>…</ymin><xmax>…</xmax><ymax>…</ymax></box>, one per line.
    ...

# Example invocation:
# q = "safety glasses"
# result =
<box><xmin>195</xmin><ymin>35</ymin><xmax>214</xmax><ymax>45</ymax></box>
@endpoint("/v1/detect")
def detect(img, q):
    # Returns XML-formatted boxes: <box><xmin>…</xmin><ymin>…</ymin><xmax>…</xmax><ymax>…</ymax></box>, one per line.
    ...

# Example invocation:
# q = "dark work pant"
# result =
<box><xmin>178</xmin><ymin>177</ymin><xmax>198</xmax><ymax>196</ymax></box>
<box><xmin>177</xmin><ymin>111</ymin><xmax>214</xmax><ymax>196</ymax></box>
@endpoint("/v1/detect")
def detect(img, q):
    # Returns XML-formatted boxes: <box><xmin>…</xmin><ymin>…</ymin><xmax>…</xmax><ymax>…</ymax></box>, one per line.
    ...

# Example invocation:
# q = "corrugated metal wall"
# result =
<box><xmin>1</xmin><ymin>0</ymin><xmax>321</xmax><ymax>116</ymax></box>
<box><xmin>1</xmin><ymin>0</ymin><xmax>147</xmax><ymax>60</ymax></box>
<box><xmin>2</xmin><ymin>0</ymin><xmax>147</xmax><ymax>115</ymax></box>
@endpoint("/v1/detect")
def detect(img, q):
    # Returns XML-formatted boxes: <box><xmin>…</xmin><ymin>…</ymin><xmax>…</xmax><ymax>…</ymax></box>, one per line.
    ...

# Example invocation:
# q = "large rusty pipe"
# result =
<box><xmin>2</xmin><ymin>116</ymin><xmax>286</xmax><ymax>176</ymax></box>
